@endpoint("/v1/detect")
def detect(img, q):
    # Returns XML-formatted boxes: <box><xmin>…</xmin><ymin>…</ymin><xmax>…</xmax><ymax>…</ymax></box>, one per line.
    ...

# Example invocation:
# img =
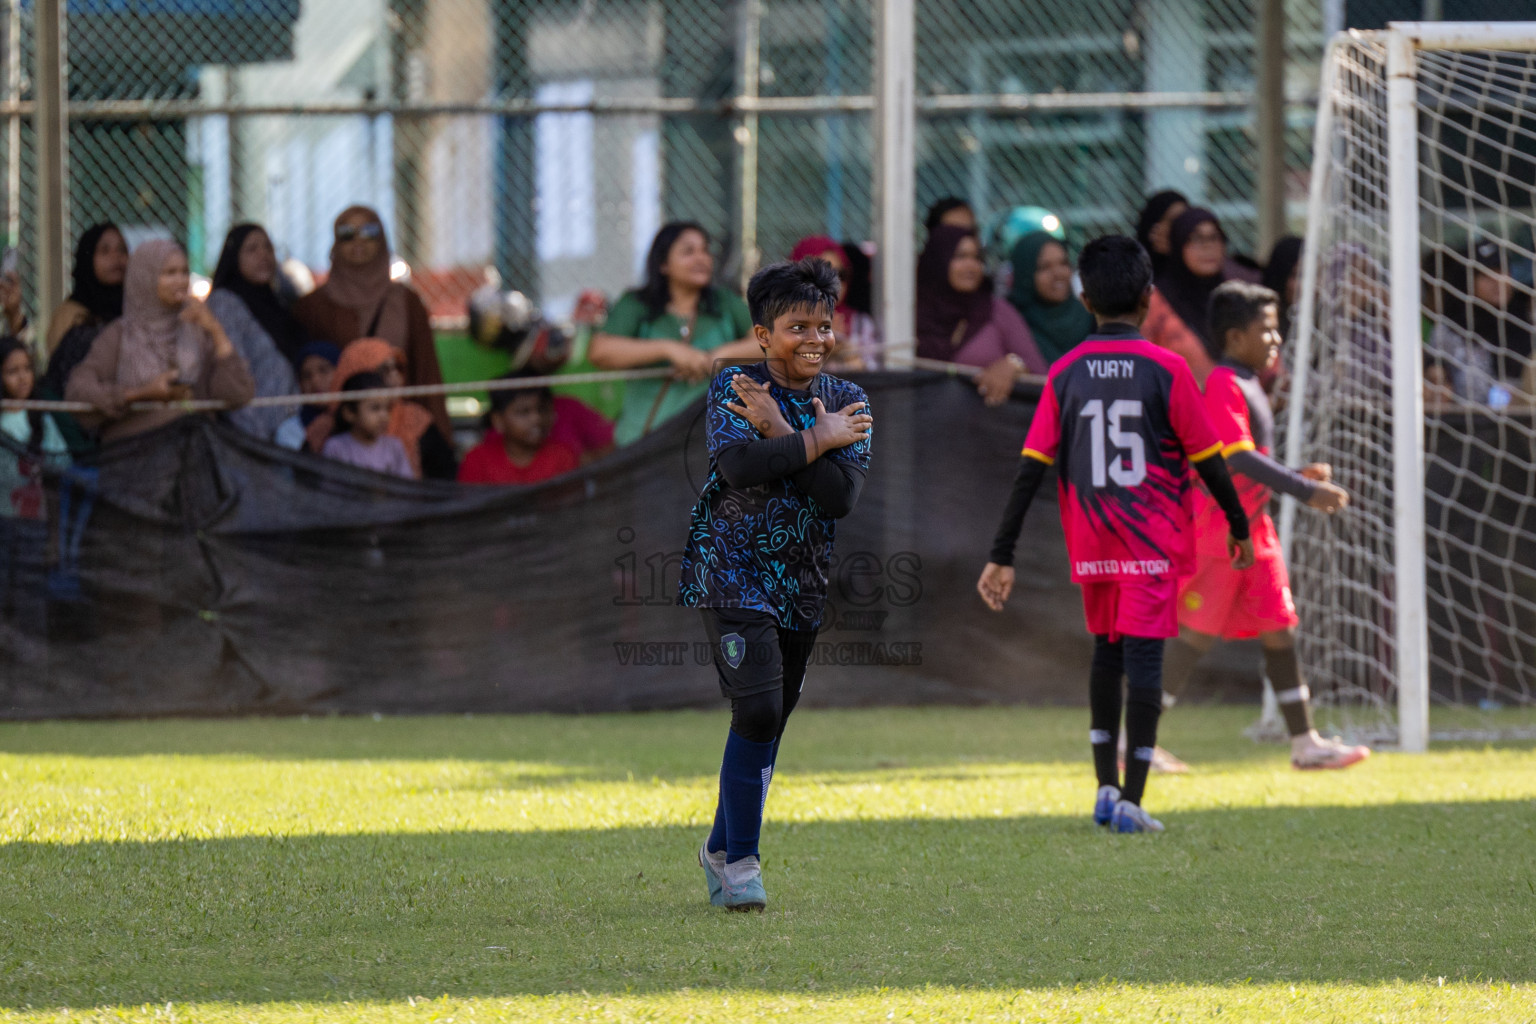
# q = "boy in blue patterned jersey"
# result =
<box><xmin>678</xmin><ymin>258</ymin><xmax>873</xmax><ymax>911</ymax></box>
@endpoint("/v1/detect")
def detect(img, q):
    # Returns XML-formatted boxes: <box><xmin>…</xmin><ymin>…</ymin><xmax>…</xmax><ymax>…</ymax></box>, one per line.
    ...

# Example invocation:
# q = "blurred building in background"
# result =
<box><xmin>0</xmin><ymin>0</ymin><xmax>1527</xmax><ymax>328</ymax></box>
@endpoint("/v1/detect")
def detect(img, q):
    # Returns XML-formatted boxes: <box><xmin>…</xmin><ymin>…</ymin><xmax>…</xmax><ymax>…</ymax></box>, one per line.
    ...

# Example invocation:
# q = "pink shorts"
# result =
<box><xmin>1178</xmin><ymin>548</ymin><xmax>1299</xmax><ymax>639</ymax></box>
<box><xmin>1080</xmin><ymin>577</ymin><xmax>1180</xmax><ymax>641</ymax></box>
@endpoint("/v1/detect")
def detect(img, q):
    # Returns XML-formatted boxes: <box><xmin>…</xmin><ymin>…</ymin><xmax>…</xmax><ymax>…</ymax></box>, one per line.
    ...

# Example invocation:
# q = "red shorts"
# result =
<box><xmin>1080</xmin><ymin>576</ymin><xmax>1180</xmax><ymax>641</ymax></box>
<box><xmin>1178</xmin><ymin>548</ymin><xmax>1299</xmax><ymax>639</ymax></box>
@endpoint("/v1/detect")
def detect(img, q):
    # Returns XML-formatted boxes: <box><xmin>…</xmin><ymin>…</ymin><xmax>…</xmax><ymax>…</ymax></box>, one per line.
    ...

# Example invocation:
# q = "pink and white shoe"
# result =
<box><xmin>1292</xmin><ymin>738</ymin><xmax>1371</xmax><ymax>771</ymax></box>
<box><xmin>1150</xmin><ymin>745</ymin><xmax>1191</xmax><ymax>774</ymax></box>
<box><xmin>1117</xmin><ymin>733</ymin><xmax>1190</xmax><ymax>775</ymax></box>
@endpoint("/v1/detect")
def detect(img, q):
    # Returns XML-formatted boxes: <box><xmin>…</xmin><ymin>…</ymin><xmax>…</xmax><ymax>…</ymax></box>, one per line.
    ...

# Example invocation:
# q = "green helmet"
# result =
<box><xmin>990</xmin><ymin>205</ymin><xmax>1066</xmax><ymax>257</ymax></box>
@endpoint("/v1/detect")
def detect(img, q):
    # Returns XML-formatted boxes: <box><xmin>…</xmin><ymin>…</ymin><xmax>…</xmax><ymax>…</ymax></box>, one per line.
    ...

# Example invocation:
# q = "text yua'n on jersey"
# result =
<box><xmin>1023</xmin><ymin>323</ymin><xmax>1222</xmax><ymax>586</ymax></box>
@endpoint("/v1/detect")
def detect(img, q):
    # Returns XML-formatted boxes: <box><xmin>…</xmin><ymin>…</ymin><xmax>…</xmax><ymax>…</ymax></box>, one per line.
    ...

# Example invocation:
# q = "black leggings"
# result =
<box><xmin>731</xmin><ymin>674</ymin><xmax>807</xmax><ymax>744</ymax></box>
<box><xmin>702</xmin><ymin>608</ymin><xmax>818</xmax><ymax>743</ymax></box>
<box><xmin>728</xmin><ymin>629</ymin><xmax>818</xmax><ymax>744</ymax></box>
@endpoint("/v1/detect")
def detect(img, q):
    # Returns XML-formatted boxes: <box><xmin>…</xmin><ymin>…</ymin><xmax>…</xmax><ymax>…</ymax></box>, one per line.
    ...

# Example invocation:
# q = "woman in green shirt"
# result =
<box><xmin>590</xmin><ymin>222</ymin><xmax>759</xmax><ymax>446</ymax></box>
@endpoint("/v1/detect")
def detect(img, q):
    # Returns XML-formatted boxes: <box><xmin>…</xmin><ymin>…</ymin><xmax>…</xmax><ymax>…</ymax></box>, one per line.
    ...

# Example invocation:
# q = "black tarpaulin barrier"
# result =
<box><xmin>0</xmin><ymin>372</ymin><xmax>1115</xmax><ymax>718</ymax></box>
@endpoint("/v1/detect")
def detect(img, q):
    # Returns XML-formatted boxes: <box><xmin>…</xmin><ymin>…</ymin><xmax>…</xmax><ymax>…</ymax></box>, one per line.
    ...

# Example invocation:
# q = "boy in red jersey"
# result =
<box><xmin>978</xmin><ymin>235</ymin><xmax>1254</xmax><ymax>833</ymax></box>
<box><xmin>1162</xmin><ymin>281</ymin><xmax>1370</xmax><ymax>770</ymax></box>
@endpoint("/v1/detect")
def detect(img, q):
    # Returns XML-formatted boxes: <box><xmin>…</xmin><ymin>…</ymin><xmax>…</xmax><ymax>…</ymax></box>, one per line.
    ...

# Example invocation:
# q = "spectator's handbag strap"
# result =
<box><xmin>640</xmin><ymin>379</ymin><xmax>670</xmax><ymax>437</ymax></box>
<box><xmin>640</xmin><ymin>311</ymin><xmax>698</xmax><ymax>437</ymax></box>
<box><xmin>363</xmin><ymin>298</ymin><xmax>387</xmax><ymax>340</ymax></box>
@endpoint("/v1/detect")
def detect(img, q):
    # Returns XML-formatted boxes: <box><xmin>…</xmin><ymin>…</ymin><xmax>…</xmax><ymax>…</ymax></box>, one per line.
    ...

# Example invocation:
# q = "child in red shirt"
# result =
<box><xmin>458</xmin><ymin>384</ymin><xmax>579</xmax><ymax>486</ymax></box>
<box><xmin>1163</xmin><ymin>280</ymin><xmax>1369</xmax><ymax>771</ymax></box>
<box><xmin>979</xmin><ymin>235</ymin><xmax>1254</xmax><ymax>833</ymax></box>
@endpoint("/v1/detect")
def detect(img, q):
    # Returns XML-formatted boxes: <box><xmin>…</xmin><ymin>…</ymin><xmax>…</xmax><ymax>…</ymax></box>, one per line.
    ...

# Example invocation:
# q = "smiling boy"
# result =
<box><xmin>678</xmin><ymin>258</ymin><xmax>873</xmax><ymax>911</ymax></box>
<box><xmin>1161</xmin><ymin>280</ymin><xmax>1369</xmax><ymax>770</ymax></box>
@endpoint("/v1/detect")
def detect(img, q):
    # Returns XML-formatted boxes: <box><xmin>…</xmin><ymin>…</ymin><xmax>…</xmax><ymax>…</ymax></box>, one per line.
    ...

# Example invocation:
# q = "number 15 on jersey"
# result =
<box><xmin>1080</xmin><ymin>399</ymin><xmax>1147</xmax><ymax>488</ymax></box>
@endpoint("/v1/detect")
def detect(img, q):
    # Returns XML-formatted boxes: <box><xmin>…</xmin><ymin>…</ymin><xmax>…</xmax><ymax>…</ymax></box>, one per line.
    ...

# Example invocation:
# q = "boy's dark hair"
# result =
<box><xmin>924</xmin><ymin>197</ymin><xmax>972</xmax><ymax>234</ymax></box>
<box><xmin>746</xmin><ymin>258</ymin><xmax>839</xmax><ymax>331</ymax></box>
<box><xmin>1077</xmin><ymin>235</ymin><xmax>1153</xmax><ymax>319</ymax></box>
<box><xmin>1208</xmin><ymin>281</ymin><xmax>1280</xmax><ymax>351</ymax></box>
<box><xmin>489</xmin><ymin>369</ymin><xmax>553</xmax><ymax>416</ymax></box>
<box><xmin>333</xmin><ymin>371</ymin><xmax>388</xmax><ymax>435</ymax></box>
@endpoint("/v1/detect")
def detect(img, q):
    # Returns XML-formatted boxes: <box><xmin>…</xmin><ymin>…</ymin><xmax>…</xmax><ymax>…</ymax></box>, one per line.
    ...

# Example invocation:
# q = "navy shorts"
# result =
<box><xmin>699</xmin><ymin>608</ymin><xmax>819</xmax><ymax>700</ymax></box>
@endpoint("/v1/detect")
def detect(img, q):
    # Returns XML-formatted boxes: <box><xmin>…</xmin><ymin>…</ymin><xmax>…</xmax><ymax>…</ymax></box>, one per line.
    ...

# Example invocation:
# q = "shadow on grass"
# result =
<box><xmin>2</xmin><ymin>800</ymin><xmax>1533</xmax><ymax>1008</ymax></box>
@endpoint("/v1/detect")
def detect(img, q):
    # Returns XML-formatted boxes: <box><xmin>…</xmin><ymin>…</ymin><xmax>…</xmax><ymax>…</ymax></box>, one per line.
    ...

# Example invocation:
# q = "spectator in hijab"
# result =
<box><xmin>208</xmin><ymin>224</ymin><xmax>306</xmax><ymax>442</ymax></box>
<box><xmin>1262</xmin><ymin>236</ymin><xmax>1304</xmax><ymax>340</ymax></box>
<box><xmin>39</xmin><ymin>224</ymin><xmax>130</xmax><ymax>444</ymax></box>
<box><xmin>790</xmin><ymin>235</ymin><xmax>881</xmax><ymax>370</ymax></box>
<box><xmin>45</xmin><ymin>222</ymin><xmax>128</xmax><ymax>355</ymax></box>
<box><xmin>1423</xmin><ymin>241</ymin><xmax>1530</xmax><ymax>402</ymax></box>
<box><xmin>293</xmin><ymin>206</ymin><xmax>450</xmax><ymax>438</ymax></box>
<box><xmin>211</xmin><ymin>224</ymin><xmax>309</xmax><ymax>361</ymax></box>
<box><xmin>1144</xmin><ymin>207</ymin><xmax>1230</xmax><ymax>384</ymax></box>
<box><xmin>1463</xmin><ymin>239</ymin><xmax>1533</xmax><ymax>386</ymax></box>
<box><xmin>1005</xmin><ymin>231</ymin><xmax>1094</xmax><ymax>365</ymax></box>
<box><xmin>65</xmin><ymin>239</ymin><xmax>254</xmax><ymax>444</ymax></box>
<box><xmin>1323</xmin><ymin>243</ymin><xmax>1391</xmax><ymax>402</ymax></box>
<box><xmin>274</xmin><ymin>340</ymin><xmax>341</xmax><ymax>451</ymax></box>
<box><xmin>1134</xmin><ymin>191</ymin><xmax>1188</xmax><ymax>279</ymax></box>
<box><xmin>924</xmin><ymin>197</ymin><xmax>976</xmax><ymax>236</ymax></box>
<box><xmin>841</xmin><ymin>240</ymin><xmax>873</xmax><ymax>317</ymax></box>
<box><xmin>304</xmin><ymin>338</ymin><xmax>457</xmax><ymax>480</ymax></box>
<box><xmin>916</xmin><ymin>225</ymin><xmax>1046</xmax><ymax>407</ymax></box>
<box><xmin>589</xmin><ymin>221</ymin><xmax>758</xmax><ymax>446</ymax></box>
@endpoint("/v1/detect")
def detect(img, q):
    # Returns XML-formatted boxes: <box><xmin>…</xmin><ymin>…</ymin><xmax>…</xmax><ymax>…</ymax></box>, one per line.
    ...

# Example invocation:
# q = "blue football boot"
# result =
<box><xmin>699</xmin><ymin>843</ymin><xmax>726</xmax><ymax>907</ymax></box>
<box><xmin>1094</xmin><ymin>784</ymin><xmax>1121</xmax><ymax>826</ymax></box>
<box><xmin>721</xmin><ymin>856</ymin><xmax>767</xmax><ymax>912</ymax></box>
<box><xmin>1110</xmin><ymin>799</ymin><xmax>1166</xmax><ymax>833</ymax></box>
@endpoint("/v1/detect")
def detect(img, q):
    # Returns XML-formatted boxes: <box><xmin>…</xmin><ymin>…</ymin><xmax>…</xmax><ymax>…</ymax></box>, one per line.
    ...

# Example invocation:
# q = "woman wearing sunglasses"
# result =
<box><xmin>293</xmin><ymin>205</ymin><xmax>450</xmax><ymax>438</ymax></box>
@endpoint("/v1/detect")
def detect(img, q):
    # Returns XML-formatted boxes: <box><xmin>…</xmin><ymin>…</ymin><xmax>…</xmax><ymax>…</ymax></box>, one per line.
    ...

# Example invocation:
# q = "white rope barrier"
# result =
<box><xmin>888</xmin><ymin>354</ymin><xmax>1047</xmax><ymax>387</ymax></box>
<box><xmin>0</xmin><ymin>358</ymin><xmax>1047</xmax><ymax>414</ymax></box>
<box><xmin>0</xmin><ymin>366</ymin><xmax>676</xmax><ymax>414</ymax></box>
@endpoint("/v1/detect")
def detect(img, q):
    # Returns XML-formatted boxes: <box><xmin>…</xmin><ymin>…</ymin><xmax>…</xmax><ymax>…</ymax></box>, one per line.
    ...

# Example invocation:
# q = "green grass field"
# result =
<box><xmin>2</xmin><ymin>707</ymin><xmax>1534</xmax><ymax>1022</ymax></box>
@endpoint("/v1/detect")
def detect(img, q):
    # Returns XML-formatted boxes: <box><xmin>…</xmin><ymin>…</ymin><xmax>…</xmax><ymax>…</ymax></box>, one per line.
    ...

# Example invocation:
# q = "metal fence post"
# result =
<box><xmin>390</xmin><ymin>0</ymin><xmax>426</xmax><ymax>267</ymax></box>
<box><xmin>225</xmin><ymin>67</ymin><xmax>242</xmax><ymax>224</ymax></box>
<box><xmin>5</xmin><ymin>0</ymin><xmax>20</xmax><ymax>253</ymax></box>
<box><xmin>736</xmin><ymin>0</ymin><xmax>761</xmax><ymax>293</ymax></box>
<box><xmin>1256</xmin><ymin>0</ymin><xmax>1286</xmax><ymax>254</ymax></box>
<box><xmin>33</xmin><ymin>0</ymin><xmax>67</xmax><ymax>337</ymax></box>
<box><xmin>874</xmin><ymin>0</ymin><xmax>914</xmax><ymax>364</ymax></box>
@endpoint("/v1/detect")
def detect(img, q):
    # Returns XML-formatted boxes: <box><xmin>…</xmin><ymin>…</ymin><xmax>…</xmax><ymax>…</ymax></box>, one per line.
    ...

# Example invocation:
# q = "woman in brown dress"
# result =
<box><xmin>65</xmin><ymin>239</ymin><xmax>254</xmax><ymax>444</ymax></box>
<box><xmin>293</xmin><ymin>205</ymin><xmax>450</xmax><ymax>438</ymax></box>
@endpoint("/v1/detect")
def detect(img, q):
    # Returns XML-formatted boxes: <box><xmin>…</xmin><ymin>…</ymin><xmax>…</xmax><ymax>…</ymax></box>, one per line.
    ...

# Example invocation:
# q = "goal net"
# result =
<box><xmin>1283</xmin><ymin>24</ymin><xmax>1536</xmax><ymax>748</ymax></box>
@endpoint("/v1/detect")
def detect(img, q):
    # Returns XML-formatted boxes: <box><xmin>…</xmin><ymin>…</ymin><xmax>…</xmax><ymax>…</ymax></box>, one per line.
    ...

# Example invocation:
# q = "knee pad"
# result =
<box><xmin>730</xmin><ymin>691</ymin><xmax>783</xmax><ymax>744</ymax></box>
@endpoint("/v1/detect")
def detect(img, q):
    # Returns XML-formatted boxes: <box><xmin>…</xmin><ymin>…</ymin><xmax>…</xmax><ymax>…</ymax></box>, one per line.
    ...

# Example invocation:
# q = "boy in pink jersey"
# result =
<box><xmin>979</xmin><ymin>236</ymin><xmax>1254</xmax><ymax>833</ymax></box>
<box><xmin>1162</xmin><ymin>280</ymin><xmax>1370</xmax><ymax>770</ymax></box>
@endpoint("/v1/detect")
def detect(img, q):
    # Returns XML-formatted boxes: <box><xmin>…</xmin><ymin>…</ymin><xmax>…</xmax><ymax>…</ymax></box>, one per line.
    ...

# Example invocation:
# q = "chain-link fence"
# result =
<box><xmin>0</xmin><ymin>0</ymin><xmax>1324</xmax><ymax>335</ymax></box>
<box><xmin>912</xmin><ymin>0</ymin><xmax>1325</xmax><ymax>259</ymax></box>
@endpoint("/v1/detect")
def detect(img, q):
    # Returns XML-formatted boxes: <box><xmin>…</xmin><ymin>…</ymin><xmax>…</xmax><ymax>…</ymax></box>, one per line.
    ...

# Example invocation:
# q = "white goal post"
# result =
<box><xmin>1282</xmin><ymin>23</ymin><xmax>1536</xmax><ymax>751</ymax></box>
